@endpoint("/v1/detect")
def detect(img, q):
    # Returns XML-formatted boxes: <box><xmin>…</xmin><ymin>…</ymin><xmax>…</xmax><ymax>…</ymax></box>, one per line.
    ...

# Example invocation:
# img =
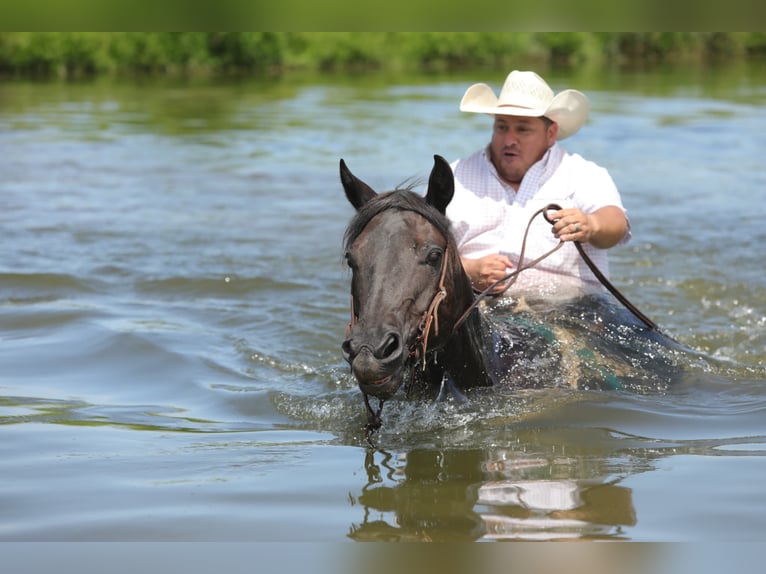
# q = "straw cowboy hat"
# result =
<box><xmin>459</xmin><ymin>70</ymin><xmax>589</xmax><ymax>140</ymax></box>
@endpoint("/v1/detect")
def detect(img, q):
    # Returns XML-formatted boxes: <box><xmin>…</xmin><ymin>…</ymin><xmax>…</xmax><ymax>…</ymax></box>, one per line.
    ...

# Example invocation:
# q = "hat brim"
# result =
<box><xmin>460</xmin><ymin>83</ymin><xmax>589</xmax><ymax>140</ymax></box>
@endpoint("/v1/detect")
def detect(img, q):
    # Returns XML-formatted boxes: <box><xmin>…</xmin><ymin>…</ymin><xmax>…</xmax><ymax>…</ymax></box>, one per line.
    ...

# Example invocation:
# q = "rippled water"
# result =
<box><xmin>1</xmin><ymin>64</ymin><xmax>765</xmax><ymax>541</ymax></box>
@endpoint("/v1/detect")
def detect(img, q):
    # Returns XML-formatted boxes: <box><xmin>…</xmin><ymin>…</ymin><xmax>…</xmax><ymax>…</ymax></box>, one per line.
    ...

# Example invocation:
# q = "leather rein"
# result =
<box><xmin>453</xmin><ymin>203</ymin><xmax>661</xmax><ymax>334</ymax></box>
<box><xmin>350</xmin><ymin>202</ymin><xmax>660</xmax><ymax>445</ymax></box>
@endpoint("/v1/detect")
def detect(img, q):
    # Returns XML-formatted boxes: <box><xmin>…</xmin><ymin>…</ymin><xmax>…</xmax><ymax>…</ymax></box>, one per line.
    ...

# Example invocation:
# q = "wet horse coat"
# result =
<box><xmin>340</xmin><ymin>155</ymin><xmax>682</xmax><ymax>433</ymax></box>
<box><xmin>341</xmin><ymin>156</ymin><xmax>496</xmax><ymax>412</ymax></box>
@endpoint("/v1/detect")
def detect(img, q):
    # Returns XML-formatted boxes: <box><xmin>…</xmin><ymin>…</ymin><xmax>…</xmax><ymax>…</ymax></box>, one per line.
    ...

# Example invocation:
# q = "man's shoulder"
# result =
<box><xmin>552</xmin><ymin>149</ymin><xmax>620</xmax><ymax>202</ymax></box>
<box><xmin>560</xmin><ymin>150</ymin><xmax>605</xmax><ymax>171</ymax></box>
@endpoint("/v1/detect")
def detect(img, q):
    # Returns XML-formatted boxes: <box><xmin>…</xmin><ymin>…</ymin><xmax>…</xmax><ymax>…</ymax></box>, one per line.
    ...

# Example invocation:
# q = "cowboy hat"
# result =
<box><xmin>459</xmin><ymin>70</ymin><xmax>589</xmax><ymax>140</ymax></box>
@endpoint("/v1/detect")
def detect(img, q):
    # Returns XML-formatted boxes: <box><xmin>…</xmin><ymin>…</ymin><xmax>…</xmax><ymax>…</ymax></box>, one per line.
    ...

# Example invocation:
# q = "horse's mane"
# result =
<box><xmin>343</xmin><ymin>187</ymin><xmax>455</xmax><ymax>253</ymax></box>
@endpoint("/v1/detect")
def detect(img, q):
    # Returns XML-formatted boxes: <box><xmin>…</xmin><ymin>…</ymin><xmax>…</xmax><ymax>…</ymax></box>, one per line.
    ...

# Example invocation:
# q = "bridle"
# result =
<box><xmin>347</xmin><ymin>243</ymin><xmax>451</xmax><ymax>445</ymax></box>
<box><xmin>346</xmin><ymin>245</ymin><xmax>449</xmax><ymax>361</ymax></box>
<box><xmin>412</xmin><ymin>246</ymin><xmax>450</xmax><ymax>369</ymax></box>
<box><xmin>349</xmin><ymin>202</ymin><xmax>661</xmax><ymax>447</ymax></box>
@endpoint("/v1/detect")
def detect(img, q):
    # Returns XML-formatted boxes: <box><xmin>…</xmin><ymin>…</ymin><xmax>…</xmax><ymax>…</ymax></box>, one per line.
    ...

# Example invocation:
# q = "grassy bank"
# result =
<box><xmin>2</xmin><ymin>32</ymin><xmax>766</xmax><ymax>78</ymax></box>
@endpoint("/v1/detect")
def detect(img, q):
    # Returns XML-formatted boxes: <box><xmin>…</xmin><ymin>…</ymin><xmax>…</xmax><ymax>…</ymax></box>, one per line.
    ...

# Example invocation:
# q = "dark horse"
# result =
<box><xmin>341</xmin><ymin>155</ymin><xmax>497</xmax><ymax>435</ymax></box>
<box><xmin>340</xmin><ymin>155</ymin><xmax>683</xmax><ymax>440</ymax></box>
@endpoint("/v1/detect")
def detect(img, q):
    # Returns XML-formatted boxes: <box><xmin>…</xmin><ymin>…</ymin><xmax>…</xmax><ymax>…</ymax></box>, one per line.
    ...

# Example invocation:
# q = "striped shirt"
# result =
<box><xmin>446</xmin><ymin>143</ymin><xmax>630</xmax><ymax>300</ymax></box>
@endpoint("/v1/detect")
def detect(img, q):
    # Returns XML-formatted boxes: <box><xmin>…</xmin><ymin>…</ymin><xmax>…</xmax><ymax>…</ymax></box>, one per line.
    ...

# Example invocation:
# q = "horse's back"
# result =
<box><xmin>483</xmin><ymin>294</ymin><xmax>685</xmax><ymax>393</ymax></box>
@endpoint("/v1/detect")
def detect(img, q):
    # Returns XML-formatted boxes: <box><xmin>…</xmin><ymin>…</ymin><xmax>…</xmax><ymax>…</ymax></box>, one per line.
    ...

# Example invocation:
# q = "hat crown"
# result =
<box><xmin>497</xmin><ymin>71</ymin><xmax>554</xmax><ymax>111</ymax></box>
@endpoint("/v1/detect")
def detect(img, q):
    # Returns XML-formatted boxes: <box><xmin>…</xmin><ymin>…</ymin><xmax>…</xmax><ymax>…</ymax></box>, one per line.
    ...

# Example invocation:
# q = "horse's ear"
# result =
<box><xmin>425</xmin><ymin>155</ymin><xmax>454</xmax><ymax>215</ymax></box>
<box><xmin>340</xmin><ymin>159</ymin><xmax>377</xmax><ymax>211</ymax></box>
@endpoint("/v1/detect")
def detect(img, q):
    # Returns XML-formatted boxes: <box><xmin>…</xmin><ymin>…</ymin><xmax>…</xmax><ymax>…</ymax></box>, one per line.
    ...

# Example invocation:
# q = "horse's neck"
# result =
<box><xmin>428</xmin><ymin>258</ymin><xmax>495</xmax><ymax>389</ymax></box>
<box><xmin>442</xmin><ymin>299</ymin><xmax>495</xmax><ymax>389</ymax></box>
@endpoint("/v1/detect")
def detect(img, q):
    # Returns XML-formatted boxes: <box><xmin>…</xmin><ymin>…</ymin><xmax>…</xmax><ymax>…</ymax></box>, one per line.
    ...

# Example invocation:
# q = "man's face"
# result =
<box><xmin>489</xmin><ymin>115</ymin><xmax>558</xmax><ymax>188</ymax></box>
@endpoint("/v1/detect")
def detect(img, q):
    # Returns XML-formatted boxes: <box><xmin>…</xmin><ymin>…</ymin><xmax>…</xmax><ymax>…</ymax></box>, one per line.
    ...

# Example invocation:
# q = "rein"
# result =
<box><xmin>346</xmin><ymin>245</ymin><xmax>450</xmax><ymax>367</ymax></box>
<box><xmin>452</xmin><ymin>204</ymin><xmax>563</xmax><ymax>332</ymax></box>
<box><xmin>350</xmin><ymin>201</ymin><xmax>661</xmax><ymax>446</ymax></box>
<box><xmin>453</xmin><ymin>203</ymin><xmax>661</xmax><ymax>334</ymax></box>
<box><xmin>348</xmin><ymin>244</ymin><xmax>450</xmax><ymax>446</ymax></box>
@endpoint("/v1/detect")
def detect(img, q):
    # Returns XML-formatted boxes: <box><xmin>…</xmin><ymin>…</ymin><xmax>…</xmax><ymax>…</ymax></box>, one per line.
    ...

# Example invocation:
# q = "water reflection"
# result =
<box><xmin>349</xmin><ymin>447</ymin><xmax>637</xmax><ymax>542</ymax></box>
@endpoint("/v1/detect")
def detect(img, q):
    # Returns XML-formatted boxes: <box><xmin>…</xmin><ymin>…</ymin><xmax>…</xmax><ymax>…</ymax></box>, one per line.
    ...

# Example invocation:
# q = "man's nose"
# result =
<box><xmin>503</xmin><ymin>131</ymin><xmax>518</xmax><ymax>145</ymax></box>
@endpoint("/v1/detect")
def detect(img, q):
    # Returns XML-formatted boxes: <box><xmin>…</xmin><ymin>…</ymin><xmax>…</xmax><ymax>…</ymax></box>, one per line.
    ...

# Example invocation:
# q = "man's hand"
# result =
<box><xmin>549</xmin><ymin>206</ymin><xmax>628</xmax><ymax>248</ymax></box>
<box><xmin>461</xmin><ymin>254</ymin><xmax>514</xmax><ymax>293</ymax></box>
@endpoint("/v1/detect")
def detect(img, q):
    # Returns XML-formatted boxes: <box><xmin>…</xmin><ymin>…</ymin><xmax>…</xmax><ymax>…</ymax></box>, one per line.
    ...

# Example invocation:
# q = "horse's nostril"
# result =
<box><xmin>341</xmin><ymin>339</ymin><xmax>354</xmax><ymax>362</ymax></box>
<box><xmin>379</xmin><ymin>332</ymin><xmax>401</xmax><ymax>360</ymax></box>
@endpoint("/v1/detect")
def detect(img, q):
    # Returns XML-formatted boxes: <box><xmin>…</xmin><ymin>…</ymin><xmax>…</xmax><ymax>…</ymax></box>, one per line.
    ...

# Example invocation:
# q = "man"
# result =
<box><xmin>446</xmin><ymin>70</ymin><xmax>630</xmax><ymax>302</ymax></box>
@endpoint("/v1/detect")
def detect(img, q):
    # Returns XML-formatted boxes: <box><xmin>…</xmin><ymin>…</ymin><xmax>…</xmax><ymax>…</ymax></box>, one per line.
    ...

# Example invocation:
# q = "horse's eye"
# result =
<box><xmin>425</xmin><ymin>248</ymin><xmax>443</xmax><ymax>267</ymax></box>
<box><xmin>345</xmin><ymin>252</ymin><xmax>356</xmax><ymax>269</ymax></box>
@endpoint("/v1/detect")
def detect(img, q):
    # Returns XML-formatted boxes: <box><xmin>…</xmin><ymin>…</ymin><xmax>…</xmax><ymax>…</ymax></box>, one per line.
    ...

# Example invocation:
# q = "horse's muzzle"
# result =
<box><xmin>342</xmin><ymin>330</ymin><xmax>406</xmax><ymax>399</ymax></box>
<box><xmin>357</xmin><ymin>372</ymin><xmax>402</xmax><ymax>400</ymax></box>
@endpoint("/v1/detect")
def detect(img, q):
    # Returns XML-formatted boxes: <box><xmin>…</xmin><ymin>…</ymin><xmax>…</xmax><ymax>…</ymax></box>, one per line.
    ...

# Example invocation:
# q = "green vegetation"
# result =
<box><xmin>1</xmin><ymin>32</ymin><xmax>765</xmax><ymax>78</ymax></box>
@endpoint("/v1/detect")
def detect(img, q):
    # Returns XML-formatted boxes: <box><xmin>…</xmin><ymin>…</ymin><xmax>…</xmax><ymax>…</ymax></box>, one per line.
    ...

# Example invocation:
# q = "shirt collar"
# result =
<box><xmin>481</xmin><ymin>143</ymin><xmax>565</xmax><ymax>192</ymax></box>
<box><xmin>530</xmin><ymin>143</ymin><xmax>564</xmax><ymax>186</ymax></box>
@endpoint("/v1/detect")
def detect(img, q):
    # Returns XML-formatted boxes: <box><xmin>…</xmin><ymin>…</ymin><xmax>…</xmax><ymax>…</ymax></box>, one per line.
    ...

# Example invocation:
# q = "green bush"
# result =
<box><xmin>0</xmin><ymin>32</ymin><xmax>762</xmax><ymax>78</ymax></box>
<box><xmin>400</xmin><ymin>32</ymin><xmax>532</xmax><ymax>70</ymax></box>
<box><xmin>535</xmin><ymin>32</ymin><xmax>587</xmax><ymax>64</ymax></box>
<box><xmin>743</xmin><ymin>32</ymin><xmax>766</xmax><ymax>55</ymax></box>
<box><xmin>206</xmin><ymin>32</ymin><xmax>284</xmax><ymax>71</ymax></box>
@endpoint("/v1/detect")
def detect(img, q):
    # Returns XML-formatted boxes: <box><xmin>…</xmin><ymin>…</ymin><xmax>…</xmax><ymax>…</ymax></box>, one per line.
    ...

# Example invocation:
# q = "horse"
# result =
<box><xmin>341</xmin><ymin>155</ymin><xmax>497</xmax><ymax>435</ymax></box>
<box><xmin>340</xmin><ymin>155</ymin><xmax>684</xmax><ymax>440</ymax></box>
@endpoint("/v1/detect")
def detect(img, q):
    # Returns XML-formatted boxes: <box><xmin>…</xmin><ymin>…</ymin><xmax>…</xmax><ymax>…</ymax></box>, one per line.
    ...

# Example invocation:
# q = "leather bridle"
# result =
<box><xmin>349</xmin><ymin>202</ymin><xmax>662</xmax><ymax>447</ymax></box>
<box><xmin>347</xmin><ymin>245</ymin><xmax>451</xmax><ymax>446</ymax></box>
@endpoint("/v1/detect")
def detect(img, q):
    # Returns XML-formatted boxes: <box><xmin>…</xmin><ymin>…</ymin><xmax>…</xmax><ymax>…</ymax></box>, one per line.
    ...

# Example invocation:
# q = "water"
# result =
<box><xmin>1</xmin><ymin>63</ymin><xmax>765</xmax><ymax>543</ymax></box>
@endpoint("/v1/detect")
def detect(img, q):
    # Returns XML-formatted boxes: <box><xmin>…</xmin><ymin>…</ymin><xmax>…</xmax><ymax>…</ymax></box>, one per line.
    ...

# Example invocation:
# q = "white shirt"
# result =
<box><xmin>447</xmin><ymin>143</ymin><xmax>630</xmax><ymax>300</ymax></box>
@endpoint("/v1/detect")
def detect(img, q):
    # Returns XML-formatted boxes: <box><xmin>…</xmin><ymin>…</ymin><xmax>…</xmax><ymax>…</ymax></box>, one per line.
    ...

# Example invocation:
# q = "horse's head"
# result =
<box><xmin>340</xmin><ymin>155</ymin><xmax>471</xmax><ymax>401</ymax></box>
